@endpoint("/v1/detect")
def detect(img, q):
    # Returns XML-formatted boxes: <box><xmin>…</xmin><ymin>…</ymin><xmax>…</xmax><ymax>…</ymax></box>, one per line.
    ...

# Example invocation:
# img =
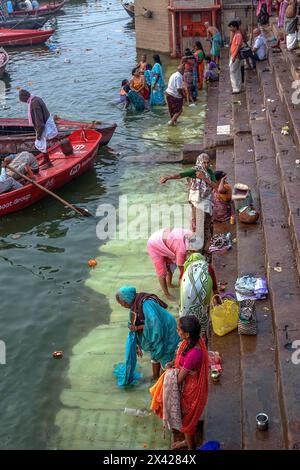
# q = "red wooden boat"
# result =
<box><xmin>9</xmin><ymin>1</ymin><xmax>65</xmax><ymax>17</ymax></box>
<box><xmin>0</xmin><ymin>117</ymin><xmax>117</xmax><ymax>154</ymax></box>
<box><xmin>0</xmin><ymin>48</ymin><xmax>9</xmax><ymax>77</ymax></box>
<box><xmin>0</xmin><ymin>29</ymin><xmax>55</xmax><ymax>47</ymax></box>
<box><xmin>0</xmin><ymin>129</ymin><xmax>102</xmax><ymax>217</ymax></box>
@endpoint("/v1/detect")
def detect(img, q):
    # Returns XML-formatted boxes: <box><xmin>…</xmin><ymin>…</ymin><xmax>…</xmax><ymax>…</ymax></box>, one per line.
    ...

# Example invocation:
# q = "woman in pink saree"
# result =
<box><xmin>147</xmin><ymin>228</ymin><xmax>203</xmax><ymax>301</ymax></box>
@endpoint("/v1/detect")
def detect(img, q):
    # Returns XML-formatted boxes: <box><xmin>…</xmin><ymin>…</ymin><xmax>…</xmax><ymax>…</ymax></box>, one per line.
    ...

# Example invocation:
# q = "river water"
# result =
<box><xmin>0</xmin><ymin>0</ymin><xmax>205</xmax><ymax>449</ymax></box>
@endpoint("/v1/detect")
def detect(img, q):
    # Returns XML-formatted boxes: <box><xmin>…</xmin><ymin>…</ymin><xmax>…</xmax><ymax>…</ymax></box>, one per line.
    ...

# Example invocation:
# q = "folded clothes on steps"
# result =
<box><xmin>235</xmin><ymin>275</ymin><xmax>268</xmax><ymax>301</ymax></box>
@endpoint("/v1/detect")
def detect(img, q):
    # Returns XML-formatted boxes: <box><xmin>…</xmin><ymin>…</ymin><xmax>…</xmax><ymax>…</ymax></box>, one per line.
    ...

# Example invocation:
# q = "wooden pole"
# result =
<box><xmin>6</xmin><ymin>164</ymin><xmax>92</xmax><ymax>217</ymax></box>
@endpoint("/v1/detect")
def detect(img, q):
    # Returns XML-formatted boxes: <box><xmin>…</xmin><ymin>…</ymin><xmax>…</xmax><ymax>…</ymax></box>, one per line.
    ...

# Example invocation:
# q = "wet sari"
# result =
<box><xmin>127</xmin><ymin>90</ymin><xmax>145</xmax><ymax>112</ymax></box>
<box><xmin>210</xmin><ymin>32</ymin><xmax>222</xmax><ymax>58</ymax></box>
<box><xmin>150</xmin><ymin>63</ymin><xmax>165</xmax><ymax>105</ymax></box>
<box><xmin>194</xmin><ymin>49</ymin><xmax>205</xmax><ymax>90</ymax></box>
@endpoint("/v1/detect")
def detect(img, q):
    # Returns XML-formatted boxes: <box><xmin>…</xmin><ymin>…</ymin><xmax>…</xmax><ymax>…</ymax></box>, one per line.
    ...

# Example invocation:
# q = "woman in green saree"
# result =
<box><xmin>180</xmin><ymin>253</ymin><xmax>218</xmax><ymax>341</ymax></box>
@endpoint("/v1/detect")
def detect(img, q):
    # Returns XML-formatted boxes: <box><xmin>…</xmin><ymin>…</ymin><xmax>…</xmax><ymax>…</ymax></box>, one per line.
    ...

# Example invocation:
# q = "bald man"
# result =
<box><xmin>251</xmin><ymin>28</ymin><xmax>267</xmax><ymax>68</ymax></box>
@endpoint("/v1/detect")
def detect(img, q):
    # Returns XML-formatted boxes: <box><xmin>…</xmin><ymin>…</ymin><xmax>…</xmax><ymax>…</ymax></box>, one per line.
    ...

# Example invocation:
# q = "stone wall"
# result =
<box><xmin>135</xmin><ymin>0</ymin><xmax>171</xmax><ymax>53</ymax></box>
<box><xmin>221</xmin><ymin>0</ymin><xmax>254</xmax><ymax>42</ymax></box>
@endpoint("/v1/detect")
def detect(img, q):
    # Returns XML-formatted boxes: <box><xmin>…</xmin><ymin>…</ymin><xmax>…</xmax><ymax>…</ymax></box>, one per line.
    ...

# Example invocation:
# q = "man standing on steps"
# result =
<box><xmin>19</xmin><ymin>89</ymin><xmax>58</xmax><ymax>168</ymax></box>
<box><xmin>228</xmin><ymin>21</ymin><xmax>244</xmax><ymax>94</ymax></box>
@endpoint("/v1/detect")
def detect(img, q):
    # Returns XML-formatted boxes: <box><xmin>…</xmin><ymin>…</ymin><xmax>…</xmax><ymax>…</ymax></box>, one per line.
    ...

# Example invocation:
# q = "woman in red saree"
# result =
<box><xmin>150</xmin><ymin>315</ymin><xmax>209</xmax><ymax>450</ymax></box>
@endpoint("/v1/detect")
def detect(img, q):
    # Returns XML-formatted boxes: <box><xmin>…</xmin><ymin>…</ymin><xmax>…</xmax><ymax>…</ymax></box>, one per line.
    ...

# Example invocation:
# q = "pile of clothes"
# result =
<box><xmin>235</xmin><ymin>275</ymin><xmax>268</xmax><ymax>301</ymax></box>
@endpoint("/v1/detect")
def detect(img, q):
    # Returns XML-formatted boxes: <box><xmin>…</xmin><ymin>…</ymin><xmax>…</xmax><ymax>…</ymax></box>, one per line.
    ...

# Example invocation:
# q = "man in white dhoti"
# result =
<box><xmin>19</xmin><ymin>89</ymin><xmax>58</xmax><ymax>168</ymax></box>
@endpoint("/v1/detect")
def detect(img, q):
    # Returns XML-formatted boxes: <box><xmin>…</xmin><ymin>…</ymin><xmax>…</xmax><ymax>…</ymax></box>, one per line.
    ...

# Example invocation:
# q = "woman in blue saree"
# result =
<box><xmin>150</xmin><ymin>54</ymin><xmax>165</xmax><ymax>106</ymax></box>
<box><xmin>123</xmin><ymin>84</ymin><xmax>145</xmax><ymax>112</ymax></box>
<box><xmin>116</xmin><ymin>286</ymin><xmax>180</xmax><ymax>379</ymax></box>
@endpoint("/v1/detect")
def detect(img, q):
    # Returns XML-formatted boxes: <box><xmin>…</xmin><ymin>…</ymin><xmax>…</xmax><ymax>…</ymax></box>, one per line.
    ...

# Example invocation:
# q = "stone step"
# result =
<box><xmin>265</xmin><ymin>36</ymin><xmax>300</xmax><ymax>153</ymax></box>
<box><xmin>203</xmin><ymin>53</ymin><xmax>242</xmax><ymax>450</ymax></box>
<box><xmin>255</xmin><ymin>60</ymin><xmax>300</xmax><ymax>279</ymax></box>
<box><xmin>245</xmin><ymin>72</ymin><xmax>300</xmax><ymax>448</ymax></box>
<box><xmin>269</xmin><ymin>19</ymin><xmax>300</xmax><ymax>83</ymax></box>
<box><xmin>232</xmin><ymin>89</ymin><xmax>284</xmax><ymax>450</ymax></box>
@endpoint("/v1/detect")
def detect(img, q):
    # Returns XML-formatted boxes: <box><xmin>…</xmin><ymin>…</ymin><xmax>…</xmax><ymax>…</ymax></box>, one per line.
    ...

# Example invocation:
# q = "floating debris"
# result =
<box><xmin>11</xmin><ymin>233</ymin><xmax>21</xmax><ymax>240</ymax></box>
<box><xmin>52</xmin><ymin>351</ymin><xmax>63</xmax><ymax>358</ymax></box>
<box><xmin>281</xmin><ymin>125</ymin><xmax>290</xmax><ymax>135</ymax></box>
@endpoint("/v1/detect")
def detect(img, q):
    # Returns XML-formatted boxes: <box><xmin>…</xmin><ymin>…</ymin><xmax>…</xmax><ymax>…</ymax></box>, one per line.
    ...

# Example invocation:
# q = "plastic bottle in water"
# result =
<box><xmin>124</xmin><ymin>408</ymin><xmax>149</xmax><ymax>417</ymax></box>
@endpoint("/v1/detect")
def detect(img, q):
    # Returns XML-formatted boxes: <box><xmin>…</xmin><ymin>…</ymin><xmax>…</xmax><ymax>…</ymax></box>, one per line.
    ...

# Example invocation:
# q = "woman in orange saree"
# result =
<box><xmin>193</xmin><ymin>40</ymin><xmax>206</xmax><ymax>90</ymax></box>
<box><xmin>150</xmin><ymin>315</ymin><xmax>209</xmax><ymax>450</ymax></box>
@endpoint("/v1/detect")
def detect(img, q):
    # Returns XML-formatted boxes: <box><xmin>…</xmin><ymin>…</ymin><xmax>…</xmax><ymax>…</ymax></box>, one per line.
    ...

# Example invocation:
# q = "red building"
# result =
<box><xmin>168</xmin><ymin>0</ymin><xmax>221</xmax><ymax>57</ymax></box>
<box><xmin>135</xmin><ymin>0</ymin><xmax>222</xmax><ymax>57</ymax></box>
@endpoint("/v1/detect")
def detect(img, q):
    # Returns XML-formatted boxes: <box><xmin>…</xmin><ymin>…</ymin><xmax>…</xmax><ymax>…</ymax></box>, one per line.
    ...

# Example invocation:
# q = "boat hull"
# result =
<box><xmin>0</xmin><ymin>118</ymin><xmax>117</xmax><ymax>154</ymax></box>
<box><xmin>0</xmin><ymin>28</ymin><xmax>55</xmax><ymax>47</ymax></box>
<box><xmin>0</xmin><ymin>16</ymin><xmax>50</xmax><ymax>30</ymax></box>
<box><xmin>0</xmin><ymin>129</ymin><xmax>101</xmax><ymax>217</ymax></box>
<box><xmin>122</xmin><ymin>2</ymin><xmax>135</xmax><ymax>18</ymax></box>
<box><xmin>9</xmin><ymin>2</ymin><xmax>65</xmax><ymax>17</ymax></box>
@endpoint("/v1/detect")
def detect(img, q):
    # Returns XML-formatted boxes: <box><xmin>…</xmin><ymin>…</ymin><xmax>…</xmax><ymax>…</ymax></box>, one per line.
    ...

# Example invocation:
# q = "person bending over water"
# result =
<box><xmin>116</xmin><ymin>286</ymin><xmax>180</xmax><ymax>380</ymax></box>
<box><xmin>147</xmin><ymin>228</ymin><xmax>203</xmax><ymax>300</ymax></box>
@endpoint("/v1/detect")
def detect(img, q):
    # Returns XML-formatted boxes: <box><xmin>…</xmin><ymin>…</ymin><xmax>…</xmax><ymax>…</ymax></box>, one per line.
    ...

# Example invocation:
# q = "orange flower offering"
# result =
<box><xmin>88</xmin><ymin>259</ymin><xmax>97</xmax><ymax>268</ymax></box>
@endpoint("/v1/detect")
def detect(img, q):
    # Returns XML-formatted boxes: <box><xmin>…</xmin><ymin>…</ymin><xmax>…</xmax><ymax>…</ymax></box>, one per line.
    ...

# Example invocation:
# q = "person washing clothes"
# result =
<box><xmin>19</xmin><ymin>89</ymin><xmax>58</xmax><ymax>168</ymax></box>
<box><xmin>147</xmin><ymin>229</ymin><xmax>203</xmax><ymax>301</ymax></box>
<box><xmin>160</xmin><ymin>154</ymin><xmax>218</xmax><ymax>250</ymax></box>
<box><xmin>116</xmin><ymin>286</ymin><xmax>180</xmax><ymax>380</ymax></box>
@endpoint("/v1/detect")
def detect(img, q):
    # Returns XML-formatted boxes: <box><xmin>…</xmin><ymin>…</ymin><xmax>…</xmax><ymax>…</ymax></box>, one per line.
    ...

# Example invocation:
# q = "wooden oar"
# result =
<box><xmin>6</xmin><ymin>164</ymin><xmax>93</xmax><ymax>217</ymax></box>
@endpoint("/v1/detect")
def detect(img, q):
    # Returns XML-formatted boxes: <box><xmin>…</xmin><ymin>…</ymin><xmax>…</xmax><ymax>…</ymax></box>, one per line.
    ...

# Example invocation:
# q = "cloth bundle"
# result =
<box><xmin>235</xmin><ymin>275</ymin><xmax>268</xmax><ymax>301</ymax></box>
<box><xmin>208</xmin><ymin>232</ymin><xmax>232</xmax><ymax>253</ymax></box>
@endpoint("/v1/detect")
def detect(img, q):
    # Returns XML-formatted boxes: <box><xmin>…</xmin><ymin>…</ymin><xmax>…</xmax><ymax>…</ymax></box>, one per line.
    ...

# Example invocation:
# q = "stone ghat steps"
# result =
<box><xmin>269</xmin><ymin>18</ymin><xmax>300</xmax><ymax>83</ymax></box>
<box><xmin>203</xmin><ymin>65</ymin><xmax>242</xmax><ymax>450</ymax></box>
<box><xmin>253</xmin><ymin>55</ymin><xmax>300</xmax><ymax>280</ymax></box>
<box><xmin>263</xmin><ymin>24</ymin><xmax>300</xmax><ymax>154</ymax></box>
<box><xmin>245</xmin><ymin>71</ymin><xmax>300</xmax><ymax>449</ymax></box>
<box><xmin>232</xmin><ymin>88</ymin><xmax>284</xmax><ymax>450</ymax></box>
<box><xmin>204</xmin><ymin>49</ymin><xmax>300</xmax><ymax>449</ymax></box>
